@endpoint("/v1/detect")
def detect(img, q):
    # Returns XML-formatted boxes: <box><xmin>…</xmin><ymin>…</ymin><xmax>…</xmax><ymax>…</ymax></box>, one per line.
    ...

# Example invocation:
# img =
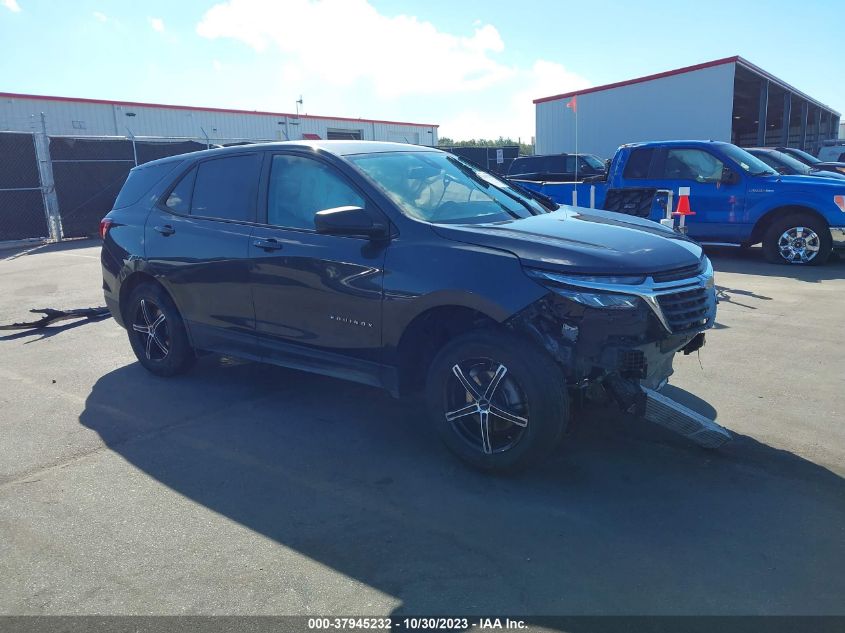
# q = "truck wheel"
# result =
<box><xmin>425</xmin><ymin>329</ymin><xmax>568</xmax><ymax>473</ymax></box>
<box><xmin>762</xmin><ymin>214</ymin><xmax>831</xmax><ymax>265</ymax></box>
<box><xmin>125</xmin><ymin>283</ymin><xmax>195</xmax><ymax>377</ymax></box>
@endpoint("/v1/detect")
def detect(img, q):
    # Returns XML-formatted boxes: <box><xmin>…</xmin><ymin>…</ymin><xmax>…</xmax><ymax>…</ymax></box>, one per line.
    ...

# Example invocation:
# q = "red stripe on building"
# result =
<box><xmin>0</xmin><ymin>91</ymin><xmax>439</xmax><ymax>128</ymax></box>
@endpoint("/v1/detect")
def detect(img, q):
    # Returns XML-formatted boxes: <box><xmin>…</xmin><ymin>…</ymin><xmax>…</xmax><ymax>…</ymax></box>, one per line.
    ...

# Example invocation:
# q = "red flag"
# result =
<box><xmin>566</xmin><ymin>95</ymin><xmax>577</xmax><ymax>113</ymax></box>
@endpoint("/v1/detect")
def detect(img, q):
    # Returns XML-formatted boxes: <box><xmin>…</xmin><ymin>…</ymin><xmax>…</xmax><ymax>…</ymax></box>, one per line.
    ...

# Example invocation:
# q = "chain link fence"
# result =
<box><xmin>0</xmin><ymin>122</ymin><xmax>269</xmax><ymax>242</ymax></box>
<box><xmin>0</xmin><ymin>132</ymin><xmax>49</xmax><ymax>241</ymax></box>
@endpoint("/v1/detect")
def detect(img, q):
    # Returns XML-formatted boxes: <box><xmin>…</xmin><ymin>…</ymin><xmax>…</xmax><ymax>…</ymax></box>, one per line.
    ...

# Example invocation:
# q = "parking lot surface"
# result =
<box><xmin>1</xmin><ymin>239</ymin><xmax>843</xmax><ymax>616</ymax></box>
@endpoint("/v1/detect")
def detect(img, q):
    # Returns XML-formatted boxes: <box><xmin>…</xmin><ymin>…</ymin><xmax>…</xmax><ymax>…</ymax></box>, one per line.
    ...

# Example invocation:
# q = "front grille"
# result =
<box><xmin>652</xmin><ymin>262</ymin><xmax>703</xmax><ymax>283</ymax></box>
<box><xmin>657</xmin><ymin>286</ymin><xmax>711</xmax><ymax>333</ymax></box>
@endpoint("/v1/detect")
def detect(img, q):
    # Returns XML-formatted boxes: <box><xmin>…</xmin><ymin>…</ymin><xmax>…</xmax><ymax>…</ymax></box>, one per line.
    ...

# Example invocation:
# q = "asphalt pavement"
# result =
<box><xmin>0</xmin><ymin>239</ymin><xmax>843</xmax><ymax>616</ymax></box>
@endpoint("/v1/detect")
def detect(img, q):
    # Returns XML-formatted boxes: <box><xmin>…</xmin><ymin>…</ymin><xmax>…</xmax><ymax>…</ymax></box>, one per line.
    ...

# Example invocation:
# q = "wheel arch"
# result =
<box><xmin>118</xmin><ymin>272</ymin><xmax>188</xmax><ymax>343</ymax></box>
<box><xmin>749</xmin><ymin>205</ymin><xmax>829</xmax><ymax>245</ymax></box>
<box><xmin>394</xmin><ymin>304</ymin><xmax>501</xmax><ymax>398</ymax></box>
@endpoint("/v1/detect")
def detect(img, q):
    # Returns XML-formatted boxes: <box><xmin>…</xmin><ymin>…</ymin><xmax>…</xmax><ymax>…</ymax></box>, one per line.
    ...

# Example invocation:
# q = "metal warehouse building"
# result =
<box><xmin>0</xmin><ymin>92</ymin><xmax>438</xmax><ymax>145</ymax></box>
<box><xmin>534</xmin><ymin>56</ymin><xmax>840</xmax><ymax>159</ymax></box>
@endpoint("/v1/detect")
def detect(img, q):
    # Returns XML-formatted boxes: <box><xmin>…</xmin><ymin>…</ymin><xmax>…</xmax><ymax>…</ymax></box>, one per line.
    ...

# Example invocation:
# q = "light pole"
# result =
<box><xmin>125</xmin><ymin>112</ymin><xmax>138</xmax><ymax>166</ymax></box>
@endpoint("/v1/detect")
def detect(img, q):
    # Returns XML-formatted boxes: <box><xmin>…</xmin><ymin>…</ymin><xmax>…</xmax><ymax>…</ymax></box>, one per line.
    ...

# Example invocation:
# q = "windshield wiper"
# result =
<box><xmin>502</xmin><ymin>177</ymin><xmax>559</xmax><ymax>211</ymax></box>
<box><xmin>447</xmin><ymin>156</ymin><xmax>548</xmax><ymax>216</ymax></box>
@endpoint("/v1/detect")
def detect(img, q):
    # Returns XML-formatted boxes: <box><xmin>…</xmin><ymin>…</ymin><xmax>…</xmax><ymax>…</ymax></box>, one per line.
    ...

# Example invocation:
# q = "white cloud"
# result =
<box><xmin>2</xmin><ymin>0</ymin><xmax>22</xmax><ymax>13</ymax></box>
<box><xmin>440</xmin><ymin>59</ymin><xmax>591</xmax><ymax>142</ymax></box>
<box><xmin>197</xmin><ymin>0</ymin><xmax>513</xmax><ymax>99</ymax></box>
<box><xmin>93</xmin><ymin>11</ymin><xmax>108</xmax><ymax>22</ymax></box>
<box><xmin>149</xmin><ymin>16</ymin><xmax>165</xmax><ymax>33</ymax></box>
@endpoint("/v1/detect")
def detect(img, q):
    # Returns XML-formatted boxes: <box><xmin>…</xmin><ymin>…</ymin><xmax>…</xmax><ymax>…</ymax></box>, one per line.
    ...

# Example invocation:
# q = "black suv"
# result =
<box><xmin>101</xmin><ymin>141</ymin><xmax>717</xmax><ymax>472</ymax></box>
<box><xmin>507</xmin><ymin>153</ymin><xmax>607</xmax><ymax>182</ymax></box>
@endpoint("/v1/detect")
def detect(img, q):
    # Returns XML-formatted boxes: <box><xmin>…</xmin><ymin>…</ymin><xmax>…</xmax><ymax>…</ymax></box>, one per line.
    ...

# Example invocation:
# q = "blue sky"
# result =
<box><xmin>1</xmin><ymin>0</ymin><xmax>842</xmax><ymax>140</ymax></box>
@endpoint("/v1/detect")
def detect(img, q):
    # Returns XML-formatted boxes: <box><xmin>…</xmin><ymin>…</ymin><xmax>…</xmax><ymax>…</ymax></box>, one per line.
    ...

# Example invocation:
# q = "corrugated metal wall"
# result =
<box><xmin>535</xmin><ymin>63</ymin><xmax>736</xmax><ymax>159</ymax></box>
<box><xmin>0</xmin><ymin>96</ymin><xmax>437</xmax><ymax>145</ymax></box>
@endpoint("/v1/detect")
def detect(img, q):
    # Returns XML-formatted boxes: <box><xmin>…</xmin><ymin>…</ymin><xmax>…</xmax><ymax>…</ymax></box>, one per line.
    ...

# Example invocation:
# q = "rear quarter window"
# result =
<box><xmin>113</xmin><ymin>160</ymin><xmax>181</xmax><ymax>209</ymax></box>
<box><xmin>622</xmin><ymin>149</ymin><xmax>654</xmax><ymax>179</ymax></box>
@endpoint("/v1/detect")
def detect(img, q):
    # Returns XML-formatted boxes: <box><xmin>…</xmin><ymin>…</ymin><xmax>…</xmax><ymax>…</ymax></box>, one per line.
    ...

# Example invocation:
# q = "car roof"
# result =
<box><xmin>135</xmin><ymin>140</ymin><xmax>440</xmax><ymax>170</ymax></box>
<box><xmin>514</xmin><ymin>153</ymin><xmax>597</xmax><ymax>159</ymax></box>
<box><xmin>621</xmin><ymin>140</ymin><xmax>732</xmax><ymax>149</ymax></box>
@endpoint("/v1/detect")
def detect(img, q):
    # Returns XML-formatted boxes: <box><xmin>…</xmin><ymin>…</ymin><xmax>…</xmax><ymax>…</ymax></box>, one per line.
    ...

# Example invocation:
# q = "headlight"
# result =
<box><xmin>548</xmin><ymin>287</ymin><xmax>640</xmax><ymax>309</ymax></box>
<box><xmin>525</xmin><ymin>269</ymin><xmax>642</xmax><ymax>310</ymax></box>
<box><xmin>703</xmin><ymin>256</ymin><xmax>715</xmax><ymax>288</ymax></box>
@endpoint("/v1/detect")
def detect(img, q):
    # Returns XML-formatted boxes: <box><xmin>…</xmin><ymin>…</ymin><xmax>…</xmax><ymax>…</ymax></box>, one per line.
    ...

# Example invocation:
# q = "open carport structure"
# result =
<box><xmin>534</xmin><ymin>56</ymin><xmax>840</xmax><ymax>159</ymax></box>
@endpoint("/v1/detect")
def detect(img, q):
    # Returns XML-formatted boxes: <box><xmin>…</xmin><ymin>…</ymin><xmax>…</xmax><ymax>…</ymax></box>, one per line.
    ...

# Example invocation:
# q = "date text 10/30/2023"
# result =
<box><xmin>307</xmin><ymin>617</ymin><xmax>528</xmax><ymax>630</ymax></box>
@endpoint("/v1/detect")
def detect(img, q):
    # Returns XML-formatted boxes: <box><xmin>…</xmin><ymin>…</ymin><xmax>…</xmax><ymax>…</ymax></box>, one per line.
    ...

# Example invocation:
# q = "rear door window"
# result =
<box><xmin>510</xmin><ymin>157</ymin><xmax>544</xmax><ymax>175</ymax></box>
<box><xmin>164</xmin><ymin>167</ymin><xmax>196</xmax><ymax>214</ymax></box>
<box><xmin>190</xmin><ymin>154</ymin><xmax>261</xmax><ymax>222</ymax></box>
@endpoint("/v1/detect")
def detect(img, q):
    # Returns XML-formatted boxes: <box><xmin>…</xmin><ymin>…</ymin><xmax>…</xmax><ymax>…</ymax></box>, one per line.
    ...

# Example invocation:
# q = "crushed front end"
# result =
<box><xmin>507</xmin><ymin>255</ymin><xmax>730</xmax><ymax>447</ymax></box>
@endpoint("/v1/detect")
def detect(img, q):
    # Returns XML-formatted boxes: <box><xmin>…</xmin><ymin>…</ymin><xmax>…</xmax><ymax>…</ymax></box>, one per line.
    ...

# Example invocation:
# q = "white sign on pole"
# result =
<box><xmin>496</xmin><ymin>148</ymin><xmax>504</xmax><ymax>164</ymax></box>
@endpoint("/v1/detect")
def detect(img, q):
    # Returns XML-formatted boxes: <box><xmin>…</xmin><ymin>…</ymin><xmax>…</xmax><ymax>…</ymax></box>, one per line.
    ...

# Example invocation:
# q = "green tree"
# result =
<box><xmin>438</xmin><ymin>136</ymin><xmax>534</xmax><ymax>156</ymax></box>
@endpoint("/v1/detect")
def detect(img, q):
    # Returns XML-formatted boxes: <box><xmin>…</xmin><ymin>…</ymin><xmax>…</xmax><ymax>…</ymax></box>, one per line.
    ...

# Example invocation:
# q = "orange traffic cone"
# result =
<box><xmin>672</xmin><ymin>187</ymin><xmax>695</xmax><ymax>233</ymax></box>
<box><xmin>673</xmin><ymin>193</ymin><xmax>696</xmax><ymax>217</ymax></box>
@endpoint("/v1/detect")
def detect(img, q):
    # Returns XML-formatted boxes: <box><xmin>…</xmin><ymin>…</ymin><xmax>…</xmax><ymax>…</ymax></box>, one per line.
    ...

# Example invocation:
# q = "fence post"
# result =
<box><xmin>125</xmin><ymin>128</ymin><xmax>138</xmax><ymax>166</ymax></box>
<box><xmin>34</xmin><ymin>113</ymin><xmax>63</xmax><ymax>241</ymax></box>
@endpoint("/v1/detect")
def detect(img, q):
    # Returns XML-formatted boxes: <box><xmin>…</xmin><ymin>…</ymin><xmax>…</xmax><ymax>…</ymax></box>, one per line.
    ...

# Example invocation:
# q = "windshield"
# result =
<box><xmin>720</xmin><ymin>144</ymin><xmax>777</xmax><ymax>175</ymax></box>
<box><xmin>768</xmin><ymin>150</ymin><xmax>812</xmax><ymax>174</ymax></box>
<box><xmin>349</xmin><ymin>151</ymin><xmax>547</xmax><ymax>224</ymax></box>
<box><xmin>581</xmin><ymin>154</ymin><xmax>606</xmax><ymax>170</ymax></box>
<box><xmin>786</xmin><ymin>147</ymin><xmax>822</xmax><ymax>165</ymax></box>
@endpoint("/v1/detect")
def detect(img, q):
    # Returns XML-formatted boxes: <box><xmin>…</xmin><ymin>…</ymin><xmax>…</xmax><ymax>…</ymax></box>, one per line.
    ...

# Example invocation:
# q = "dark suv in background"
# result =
<box><xmin>101</xmin><ymin>141</ymin><xmax>718</xmax><ymax>472</ymax></box>
<box><xmin>507</xmin><ymin>153</ymin><xmax>607</xmax><ymax>182</ymax></box>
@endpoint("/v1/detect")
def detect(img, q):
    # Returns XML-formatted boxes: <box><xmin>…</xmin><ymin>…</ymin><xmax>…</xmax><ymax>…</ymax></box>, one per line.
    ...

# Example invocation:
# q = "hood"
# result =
<box><xmin>809</xmin><ymin>169</ymin><xmax>845</xmax><ymax>181</ymax></box>
<box><xmin>756</xmin><ymin>173</ymin><xmax>845</xmax><ymax>189</ymax></box>
<box><xmin>431</xmin><ymin>206</ymin><xmax>703</xmax><ymax>274</ymax></box>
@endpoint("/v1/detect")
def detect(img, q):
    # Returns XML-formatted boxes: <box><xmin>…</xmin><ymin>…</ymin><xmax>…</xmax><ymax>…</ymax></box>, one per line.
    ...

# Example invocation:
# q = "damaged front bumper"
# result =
<box><xmin>507</xmin><ymin>279</ymin><xmax>715</xmax><ymax>390</ymax></box>
<box><xmin>507</xmin><ymin>257</ymin><xmax>727</xmax><ymax>446</ymax></box>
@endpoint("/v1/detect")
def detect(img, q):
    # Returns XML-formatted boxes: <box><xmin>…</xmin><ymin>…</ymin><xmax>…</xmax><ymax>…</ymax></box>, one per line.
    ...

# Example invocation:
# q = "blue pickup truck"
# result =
<box><xmin>516</xmin><ymin>140</ymin><xmax>845</xmax><ymax>265</ymax></box>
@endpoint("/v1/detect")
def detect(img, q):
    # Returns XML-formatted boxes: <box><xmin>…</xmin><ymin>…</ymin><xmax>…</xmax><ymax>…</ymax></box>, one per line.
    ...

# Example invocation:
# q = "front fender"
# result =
<box><xmin>380</xmin><ymin>238</ymin><xmax>547</xmax><ymax>362</ymax></box>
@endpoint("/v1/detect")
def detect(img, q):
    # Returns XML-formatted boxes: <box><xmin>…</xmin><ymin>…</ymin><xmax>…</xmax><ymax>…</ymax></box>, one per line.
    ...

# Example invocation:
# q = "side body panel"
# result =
<box><xmin>380</xmin><ymin>228</ymin><xmax>548</xmax><ymax>367</ymax></box>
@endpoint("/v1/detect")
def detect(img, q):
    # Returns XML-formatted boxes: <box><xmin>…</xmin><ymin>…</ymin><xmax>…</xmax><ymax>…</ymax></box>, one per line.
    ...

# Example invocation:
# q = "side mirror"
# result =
<box><xmin>314</xmin><ymin>206</ymin><xmax>389</xmax><ymax>240</ymax></box>
<box><xmin>721</xmin><ymin>168</ymin><xmax>740</xmax><ymax>185</ymax></box>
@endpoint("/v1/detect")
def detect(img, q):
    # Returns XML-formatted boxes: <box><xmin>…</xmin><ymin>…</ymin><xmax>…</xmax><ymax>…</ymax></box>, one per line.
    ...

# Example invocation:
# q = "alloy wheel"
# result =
<box><xmin>444</xmin><ymin>358</ymin><xmax>529</xmax><ymax>455</ymax></box>
<box><xmin>778</xmin><ymin>226</ymin><xmax>821</xmax><ymax>264</ymax></box>
<box><xmin>132</xmin><ymin>298</ymin><xmax>170</xmax><ymax>361</ymax></box>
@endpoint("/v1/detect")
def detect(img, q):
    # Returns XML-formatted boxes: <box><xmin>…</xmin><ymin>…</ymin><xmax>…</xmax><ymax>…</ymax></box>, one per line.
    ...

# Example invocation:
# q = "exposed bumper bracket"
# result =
<box><xmin>603</xmin><ymin>374</ymin><xmax>731</xmax><ymax>449</ymax></box>
<box><xmin>641</xmin><ymin>387</ymin><xmax>731</xmax><ymax>448</ymax></box>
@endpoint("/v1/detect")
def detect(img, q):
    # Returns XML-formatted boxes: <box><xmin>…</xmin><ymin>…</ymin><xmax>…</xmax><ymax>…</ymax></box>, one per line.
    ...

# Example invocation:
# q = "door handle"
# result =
<box><xmin>154</xmin><ymin>225</ymin><xmax>175</xmax><ymax>236</ymax></box>
<box><xmin>253</xmin><ymin>238</ymin><xmax>283</xmax><ymax>251</ymax></box>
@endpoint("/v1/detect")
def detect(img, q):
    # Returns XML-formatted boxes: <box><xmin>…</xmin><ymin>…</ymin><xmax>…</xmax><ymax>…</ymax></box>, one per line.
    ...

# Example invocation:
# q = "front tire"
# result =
<box><xmin>762</xmin><ymin>214</ymin><xmax>831</xmax><ymax>265</ymax></box>
<box><xmin>125</xmin><ymin>283</ymin><xmax>195</xmax><ymax>377</ymax></box>
<box><xmin>425</xmin><ymin>329</ymin><xmax>568</xmax><ymax>473</ymax></box>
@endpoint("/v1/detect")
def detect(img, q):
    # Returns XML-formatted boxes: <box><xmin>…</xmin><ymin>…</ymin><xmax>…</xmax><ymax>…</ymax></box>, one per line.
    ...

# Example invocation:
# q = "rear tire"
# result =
<box><xmin>125</xmin><ymin>283</ymin><xmax>195</xmax><ymax>377</ymax></box>
<box><xmin>424</xmin><ymin>329</ymin><xmax>568</xmax><ymax>473</ymax></box>
<box><xmin>762</xmin><ymin>213</ymin><xmax>831</xmax><ymax>265</ymax></box>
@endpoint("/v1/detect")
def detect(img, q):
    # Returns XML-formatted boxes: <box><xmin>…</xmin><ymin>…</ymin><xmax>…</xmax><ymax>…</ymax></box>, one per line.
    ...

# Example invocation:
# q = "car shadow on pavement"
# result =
<box><xmin>704</xmin><ymin>245</ymin><xmax>845</xmax><ymax>282</ymax></box>
<box><xmin>1</xmin><ymin>237</ymin><xmax>99</xmax><ymax>261</ymax></box>
<box><xmin>78</xmin><ymin>357</ymin><xmax>845</xmax><ymax>616</ymax></box>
